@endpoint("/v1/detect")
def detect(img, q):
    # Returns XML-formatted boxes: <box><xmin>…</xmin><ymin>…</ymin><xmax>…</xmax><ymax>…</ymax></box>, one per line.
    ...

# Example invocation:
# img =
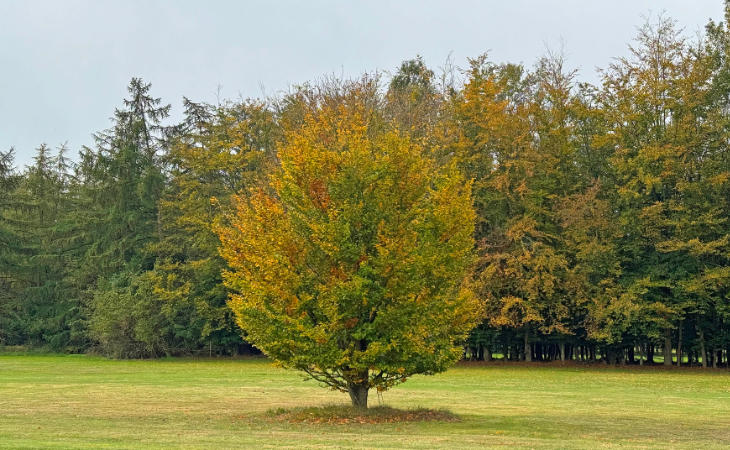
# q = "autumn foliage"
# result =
<box><xmin>216</xmin><ymin>80</ymin><xmax>483</xmax><ymax>408</ymax></box>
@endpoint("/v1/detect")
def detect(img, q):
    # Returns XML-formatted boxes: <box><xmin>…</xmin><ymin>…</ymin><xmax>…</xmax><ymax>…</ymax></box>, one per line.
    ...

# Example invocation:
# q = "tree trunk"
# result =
<box><xmin>485</xmin><ymin>346</ymin><xmax>492</xmax><ymax>362</ymax></box>
<box><xmin>677</xmin><ymin>322</ymin><xmax>683</xmax><ymax>367</ymax></box>
<box><xmin>347</xmin><ymin>380</ymin><xmax>369</xmax><ymax>409</ymax></box>
<box><xmin>638</xmin><ymin>343</ymin><xmax>644</xmax><ymax>366</ymax></box>
<box><xmin>647</xmin><ymin>343</ymin><xmax>654</xmax><ymax>364</ymax></box>
<box><xmin>699</xmin><ymin>329</ymin><xmax>708</xmax><ymax>369</ymax></box>
<box><xmin>559</xmin><ymin>342</ymin><xmax>566</xmax><ymax>361</ymax></box>
<box><xmin>663</xmin><ymin>329</ymin><xmax>672</xmax><ymax>366</ymax></box>
<box><xmin>524</xmin><ymin>330</ymin><xmax>532</xmax><ymax>362</ymax></box>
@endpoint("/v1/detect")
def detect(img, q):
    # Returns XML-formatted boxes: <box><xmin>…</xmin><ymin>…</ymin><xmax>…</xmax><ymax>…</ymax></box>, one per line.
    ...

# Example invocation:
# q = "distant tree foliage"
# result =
<box><xmin>1</xmin><ymin>4</ymin><xmax>730</xmax><ymax>376</ymax></box>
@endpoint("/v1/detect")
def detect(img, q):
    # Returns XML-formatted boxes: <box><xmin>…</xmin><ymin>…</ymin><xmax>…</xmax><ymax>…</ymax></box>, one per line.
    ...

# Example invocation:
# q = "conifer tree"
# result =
<box><xmin>0</xmin><ymin>149</ymin><xmax>22</xmax><ymax>345</ymax></box>
<box><xmin>147</xmin><ymin>98</ymin><xmax>279</xmax><ymax>354</ymax></box>
<box><xmin>84</xmin><ymin>78</ymin><xmax>172</xmax><ymax>357</ymax></box>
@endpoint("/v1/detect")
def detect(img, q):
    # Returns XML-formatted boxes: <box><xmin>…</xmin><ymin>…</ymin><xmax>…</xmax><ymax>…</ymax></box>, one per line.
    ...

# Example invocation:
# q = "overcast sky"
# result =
<box><xmin>1</xmin><ymin>0</ymin><xmax>725</xmax><ymax>168</ymax></box>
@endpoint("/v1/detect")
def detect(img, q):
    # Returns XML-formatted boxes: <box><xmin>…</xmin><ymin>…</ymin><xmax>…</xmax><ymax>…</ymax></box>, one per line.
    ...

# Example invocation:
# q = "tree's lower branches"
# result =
<box><xmin>300</xmin><ymin>366</ymin><xmax>348</xmax><ymax>392</ymax></box>
<box><xmin>372</xmin><ymin>370</ymin><xmax>409</xmax><ymax>387</ymax></box>
<box><xmin>299</xmin><ymin>364</ymin><xmax>411</xmax><ymax>393</ymax></box>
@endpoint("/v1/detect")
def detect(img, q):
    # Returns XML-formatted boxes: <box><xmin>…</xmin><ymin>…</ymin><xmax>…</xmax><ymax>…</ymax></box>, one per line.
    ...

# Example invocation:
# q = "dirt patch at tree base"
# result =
<box><xmin>267</xmin><ymin>405</ymin><xmax>459</xmax><ymax>424</ymax></box>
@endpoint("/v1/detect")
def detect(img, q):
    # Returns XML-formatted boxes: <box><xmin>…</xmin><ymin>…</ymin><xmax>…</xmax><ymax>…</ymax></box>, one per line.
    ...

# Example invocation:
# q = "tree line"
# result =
<box><xmin>1</xmin><ymin>10</ymin><xmax>730</xmax><ymax>367</ymax></box>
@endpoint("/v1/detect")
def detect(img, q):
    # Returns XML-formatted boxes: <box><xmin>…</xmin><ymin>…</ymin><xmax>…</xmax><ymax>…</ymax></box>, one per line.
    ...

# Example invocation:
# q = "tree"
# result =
<box><xmin>0</xmin><ymin>148</ymin><xmax>21</xmax><ymax>345</ymax></box>
<box><xmin>452</xmin><ymin>55</ymin><xmax>578</xmax><ymax>361</ymax></box>
<box><xmin>83</xmin><ymin>78</ymin><xmax>172</xmax><ymax>356</ymax></box>
<box><xmin>217</xmin><ymin>78</ymin><xmax>483</xmax><ymax>408</ymax></box>
<box><xmin>385</xmin><ymin>56</ymin><xmax>442</xmax><ymax>141</ymax></box>
<box><xmin>147</xmin><ymin>98</ymin><xmax>279</xmax><ymax>355</ymax></box>
<box><xmin>598</xmin><ymin>14</ymin><xmax>729</xmax><ymax>366</ymax></box>
<box><xmin>0</xmin><ymin>144</ymin><xmax>86</xmax><ymax>350</ymax></box>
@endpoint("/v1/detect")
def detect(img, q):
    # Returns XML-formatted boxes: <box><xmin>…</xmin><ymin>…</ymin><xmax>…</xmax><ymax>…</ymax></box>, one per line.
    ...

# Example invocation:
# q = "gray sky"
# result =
<box><xmin>1</xmin><ymin>0</ymin><xmax>725</xmax><ymax>168</ymax></box>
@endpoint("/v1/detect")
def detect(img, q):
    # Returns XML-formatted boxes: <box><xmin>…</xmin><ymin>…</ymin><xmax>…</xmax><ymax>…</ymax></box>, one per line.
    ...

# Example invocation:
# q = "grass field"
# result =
<box><xmin>1</xmin><ymin>355</ymin><xmax>729</xmax><ymax>449</ymax></box>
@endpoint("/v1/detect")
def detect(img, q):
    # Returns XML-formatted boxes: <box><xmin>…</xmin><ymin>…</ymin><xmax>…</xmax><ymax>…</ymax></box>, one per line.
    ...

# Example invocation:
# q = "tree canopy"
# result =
<box><xmin>217</xmin><ymin>79</ymin><xmax>482</xmax><ymax>408</ymax></box>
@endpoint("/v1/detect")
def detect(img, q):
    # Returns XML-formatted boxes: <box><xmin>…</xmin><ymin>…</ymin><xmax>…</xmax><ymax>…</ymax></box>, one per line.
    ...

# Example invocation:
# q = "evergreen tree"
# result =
<box><xmin>146</xmin><ymin>98</ymin><xmax>279</xmax><ymax>355</ymax></box>
<box><xmin>0</xmin><ymin>149</ymin><xmax>22</xmax><ymax>345</ymax></box>
<box><xmin>84</xmin><ymin>78</ymin><xmax>171</xmax><ymax>357</ymax></box>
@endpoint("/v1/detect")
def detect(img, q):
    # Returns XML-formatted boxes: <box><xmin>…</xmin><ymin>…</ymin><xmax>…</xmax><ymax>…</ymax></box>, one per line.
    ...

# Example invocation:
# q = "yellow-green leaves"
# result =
<box><xmin>217</xmin><ymin>80</ymin><xmax>482</xmax><ymax>395</ymax></box>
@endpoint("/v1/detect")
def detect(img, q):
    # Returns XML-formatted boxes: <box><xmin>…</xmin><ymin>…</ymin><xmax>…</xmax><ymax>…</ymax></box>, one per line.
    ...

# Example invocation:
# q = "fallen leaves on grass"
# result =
<box><xmin>267</xmin><ymin>405</ymin><xmax>459</xmax><ymax>425</ymax></box>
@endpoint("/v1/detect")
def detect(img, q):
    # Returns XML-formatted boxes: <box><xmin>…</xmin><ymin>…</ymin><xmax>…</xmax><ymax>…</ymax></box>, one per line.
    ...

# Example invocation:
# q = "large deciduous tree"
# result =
<box><xmin>217</xmin><ymin>79</ymin><xmax>483</xmax><ymax>408</ymax></box>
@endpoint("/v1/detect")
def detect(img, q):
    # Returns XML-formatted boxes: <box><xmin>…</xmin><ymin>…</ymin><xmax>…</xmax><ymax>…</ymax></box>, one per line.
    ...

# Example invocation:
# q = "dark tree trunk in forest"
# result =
<box><xmin>647</xmin><ymin>344</ymin><xmax>654</xmax><ymax>364</ymax></box>
<box><xmin>677</xmin><ymin>323</ymin><xmax>683</xmax><ymax>367</ymax></box>
<box><xmin>485</xmin><ymin>346</ymin><xmax>492</xmax><ymax>362</ymax></box>
<box><xmin>663</xmin><ymin>330</ymin><xmax>672</xmax><ymax>366</ymax></box>
<box><xmin>524</xmin><ymin>330</ymin><xmax>531</xmax><ymax>362</ymax></box>
<box><xmin>699</xmin><ymin>329</ymin><xmax>708</xmax><ymax>369</ymax></box>
<box><xmin>627</xmin><ymin>346</ymin><xmax>634</xmax><ymax>364</ymax></box>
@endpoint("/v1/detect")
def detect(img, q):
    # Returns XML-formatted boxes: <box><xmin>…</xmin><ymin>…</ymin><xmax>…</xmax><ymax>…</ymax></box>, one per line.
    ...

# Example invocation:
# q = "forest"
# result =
<box><xmin>2</xmin><ymin>10</ymin><xmax>730</xmax><ymax>369</ymax></box>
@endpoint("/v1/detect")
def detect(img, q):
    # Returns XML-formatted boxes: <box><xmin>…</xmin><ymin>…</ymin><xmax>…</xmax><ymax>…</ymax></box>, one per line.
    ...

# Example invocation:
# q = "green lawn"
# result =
<box><xmin>1</xmin><ymin>355</ymin><xmax>729</xmax><ymax>449</ymax></box>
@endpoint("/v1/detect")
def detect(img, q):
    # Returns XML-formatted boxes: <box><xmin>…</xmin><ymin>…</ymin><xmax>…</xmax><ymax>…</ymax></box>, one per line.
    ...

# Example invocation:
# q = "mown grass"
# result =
<box><xmin>0</xmin><ymin>355</ymin><xmax>729</xmax><ymax>448</ymax></box>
